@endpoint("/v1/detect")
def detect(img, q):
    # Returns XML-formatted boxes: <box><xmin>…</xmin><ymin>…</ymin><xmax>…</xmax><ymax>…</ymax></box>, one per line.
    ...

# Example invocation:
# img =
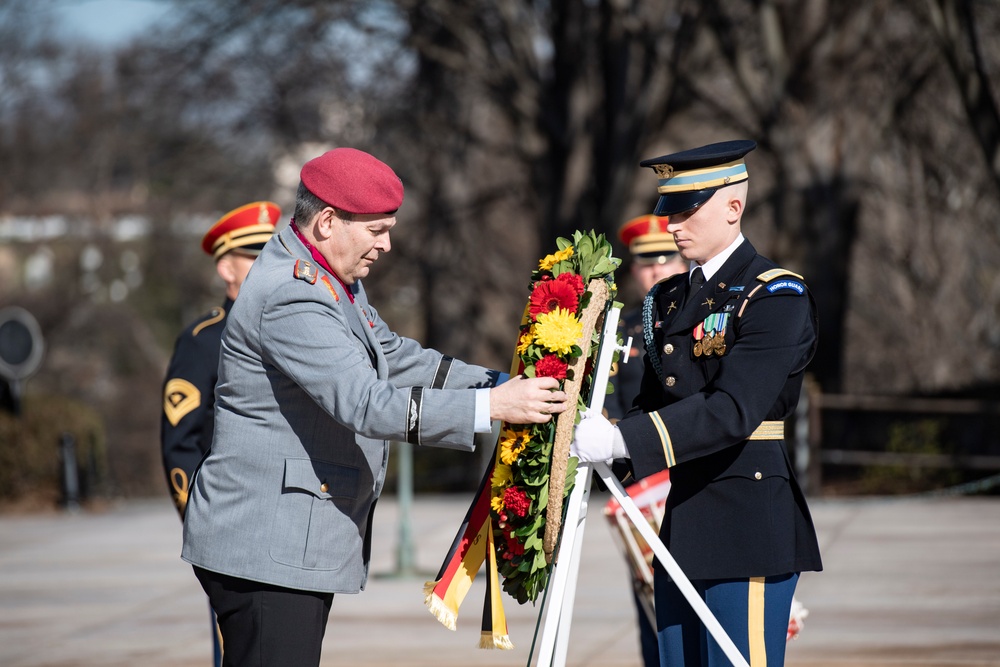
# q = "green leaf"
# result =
<box><xmin>524</xmin><ymin>532</ymin><xmax>542</xmax><ymax>551</ymax></box>
<box><xmin>564</xmin><ymin>458</ymin><xmax>578</xmax><ymax>486</ymax></box>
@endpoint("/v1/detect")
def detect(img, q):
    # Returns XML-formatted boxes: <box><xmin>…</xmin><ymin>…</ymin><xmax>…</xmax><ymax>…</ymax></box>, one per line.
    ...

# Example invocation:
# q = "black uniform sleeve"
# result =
<box><xmin>160</xmin><ymin>321</ymin><xmax>222</xmax><ymax>518</ymax></box>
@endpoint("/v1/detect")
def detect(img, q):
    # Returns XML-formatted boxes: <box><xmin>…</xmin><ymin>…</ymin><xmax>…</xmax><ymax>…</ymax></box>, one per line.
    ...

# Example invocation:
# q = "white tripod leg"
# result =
<box><xmin>533</xmin><ymin>462</ymin><xmax>593</xmax><ymax>666</ymax></box>
<box><xmin>592</xmin><ymin>461</ymin><xmax>750</xmax><ymax>667</ymax></box>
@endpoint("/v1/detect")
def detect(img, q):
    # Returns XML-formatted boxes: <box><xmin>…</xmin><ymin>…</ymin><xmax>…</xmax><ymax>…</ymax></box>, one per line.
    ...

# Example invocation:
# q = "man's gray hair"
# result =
<box><xmin>294</xmin><ymin>182</ymin><xmax>356</xmax><ymax>224</ymax></box>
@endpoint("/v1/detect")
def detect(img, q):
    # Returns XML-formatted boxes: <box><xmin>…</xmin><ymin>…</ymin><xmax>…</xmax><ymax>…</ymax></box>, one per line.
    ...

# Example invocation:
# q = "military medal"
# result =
<box><xmin>692</xmin><ymin>313</ymin><xmax>730</xmax><ymax>358</ymax></box>
<box><xmin>692</xmin><ymin>321</ymin><xmax>705</xmax><ymax>357</ymax></box>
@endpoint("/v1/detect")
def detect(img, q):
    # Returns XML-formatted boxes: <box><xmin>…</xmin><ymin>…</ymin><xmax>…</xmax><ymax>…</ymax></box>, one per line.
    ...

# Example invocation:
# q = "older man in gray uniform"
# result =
<box><xmin>182</xmin><ymin>147</ymin><xmax>567</xmax><ymax>667</ymax></box>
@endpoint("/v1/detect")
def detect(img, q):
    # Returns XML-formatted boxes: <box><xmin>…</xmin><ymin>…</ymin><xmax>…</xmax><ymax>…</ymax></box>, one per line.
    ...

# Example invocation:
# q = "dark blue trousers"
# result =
<box><xmin>655</xmin><ymin>572</ymin><xmax>798</xmax><ymax>667</ymax></box>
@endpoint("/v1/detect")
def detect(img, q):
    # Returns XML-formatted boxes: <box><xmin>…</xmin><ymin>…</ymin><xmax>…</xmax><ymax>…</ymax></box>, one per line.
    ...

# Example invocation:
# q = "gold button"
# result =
<box><xmin>320</xmin><ymin>482</ymin><xmax>329</xmax><ymax>493</ymax></box>
<box><xmin>665</xmin><ymin>376</ymin><xmax>676</xmax><ymax>387</ymax></box>
<box><xmin>754</xmin><ymin>472</ymin><xmax>762</xmax><ymax>480</ymax></box>
<box><xmin>663</xmin><ymin>343</ymin><xmax>674</xmax><ymax>355</ymax></box>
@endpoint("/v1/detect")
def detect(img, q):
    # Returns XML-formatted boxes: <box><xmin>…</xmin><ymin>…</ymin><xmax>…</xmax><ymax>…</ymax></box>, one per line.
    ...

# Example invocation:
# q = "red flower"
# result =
<box><xmin>556</xmin><ymin>272</ymin><xmax>585</xmax><ymax>295</ymax></box>
<box><xmin>504</xmin><ymin>531</ymin><xmax>526</xmax><ymax>556</ymax></box>
<box><xmin>535</xmin><ymin>354</ymin><xmax>568</xmax><ymax>379</ymax></box>
<box><xmin>503</xmin><ymin>486</ymin><xmax>531</xmax><ymax>518</ymax></box>
<box><xmin>529</xmin><ymin>279</ymin><xmax>579</xmax><ymax>319</ymax></box>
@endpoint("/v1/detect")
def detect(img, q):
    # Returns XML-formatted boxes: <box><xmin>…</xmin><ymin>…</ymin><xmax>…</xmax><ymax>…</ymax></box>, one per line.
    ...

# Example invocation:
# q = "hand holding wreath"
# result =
<box><xmin>489</xmin><ymin>375</ymin><xmax>569</xmax><ymax>424</ymax></box>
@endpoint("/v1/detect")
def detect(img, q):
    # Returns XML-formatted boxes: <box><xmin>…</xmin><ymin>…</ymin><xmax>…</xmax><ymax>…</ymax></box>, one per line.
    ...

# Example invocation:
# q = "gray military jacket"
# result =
<box><xmin>182</xmin><ymin>226</ymin><xmax>497</xmax><ymax>593</ymax></box>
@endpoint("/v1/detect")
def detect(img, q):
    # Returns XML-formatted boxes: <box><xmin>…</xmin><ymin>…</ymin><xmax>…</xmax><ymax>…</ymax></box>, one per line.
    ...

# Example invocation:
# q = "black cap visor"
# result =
<box><xmin>633</xmin><ymin>251</ymin><xmax>680</xmax><ymax>266</ymax></box>
<box><xmin>653</xmin><ymin>188</ymin><xmax>718</xmax><ymax>216</ymax></box>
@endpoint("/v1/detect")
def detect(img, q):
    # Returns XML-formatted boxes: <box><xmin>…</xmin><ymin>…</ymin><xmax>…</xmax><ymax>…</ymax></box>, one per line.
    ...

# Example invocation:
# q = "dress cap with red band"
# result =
<box><xmin>201</xmin><ymin>201</ymin><xmax>280</xmax><ymax>259</ymax></box>
<box><xmin>300</xmin><ymin>147</ymin><xmax>404</xmax><ymax>215</ymax></box>
<box><xmin>618</xmin><ymin>214</ymin><xmax>679</xmax><ymax>264</ymax></box>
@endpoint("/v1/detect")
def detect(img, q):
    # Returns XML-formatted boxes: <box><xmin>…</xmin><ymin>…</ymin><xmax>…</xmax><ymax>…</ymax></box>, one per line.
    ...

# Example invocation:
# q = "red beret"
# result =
<box><xmin>201</xmin><ymin>201</ymin><xmax>280</xmax><ymax>259</ymax></box>
<box><xmin>618</xmin><ymin>214</ymin><xmax>678</xmax><ymax>258</ymax></box>
<box><xmin>300</xmin><ymin>147</ymin><xmax>404</xmax><ymax>215</ymax></box>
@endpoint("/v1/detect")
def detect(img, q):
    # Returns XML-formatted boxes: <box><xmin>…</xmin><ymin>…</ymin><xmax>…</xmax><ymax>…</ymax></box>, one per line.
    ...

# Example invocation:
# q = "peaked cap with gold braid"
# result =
<box><xmin>201</xmin><ymin>201</ymin><xmax>280</xmax><ymax>259</ymax></box>
<box><xmin>640</xmin><ymin>140</ymin><xmax>756</xmax><ymax>216</ymax></box>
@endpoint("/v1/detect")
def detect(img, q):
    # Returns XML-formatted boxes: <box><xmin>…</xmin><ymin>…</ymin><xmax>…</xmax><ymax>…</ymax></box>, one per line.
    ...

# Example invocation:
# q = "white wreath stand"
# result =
<box><xmin>531</xmin><ymin>306</ymin><xmax>750</xmax><ymax>667</ymax></box>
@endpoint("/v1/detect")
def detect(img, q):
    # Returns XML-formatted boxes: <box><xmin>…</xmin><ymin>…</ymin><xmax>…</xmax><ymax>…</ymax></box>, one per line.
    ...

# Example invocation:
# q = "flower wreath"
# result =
<box><xmin>490</xmin><ymin>230</ymin><xmax>620</xmax><ymax>604</ymax></box>
<box><xmin>424</xmin><ymin>230</ymin><xmax>620</xmax><ymax>648</ymax></box>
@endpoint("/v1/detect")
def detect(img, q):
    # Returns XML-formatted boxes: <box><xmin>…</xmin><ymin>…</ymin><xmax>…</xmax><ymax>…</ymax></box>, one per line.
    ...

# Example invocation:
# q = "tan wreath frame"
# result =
<box><xmin>543</xmin><ymin>278</ymin><xmax>611</xmax><ymax>563</ymax></box>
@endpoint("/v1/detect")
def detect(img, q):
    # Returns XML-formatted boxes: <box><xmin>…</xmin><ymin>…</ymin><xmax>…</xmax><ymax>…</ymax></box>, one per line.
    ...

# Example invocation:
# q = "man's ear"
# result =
<box><xmin>215</xmin><ymin>256</ymin><xmax>235</xmax><ymax>284</ymax></box>
<box><xmin>313</xmin><ymin>207</ymin><xmax>338</xmax><ymax>239</ymax></box>
<box><xmin>726</xmin><ymin>194</ymin><xmax>744</xmax><ymax>224</ymax></box>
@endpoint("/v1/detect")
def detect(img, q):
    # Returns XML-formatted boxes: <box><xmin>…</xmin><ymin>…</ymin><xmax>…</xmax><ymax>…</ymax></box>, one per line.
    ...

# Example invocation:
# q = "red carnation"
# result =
<box><xmin>535</xmin><ymin>354</ymin><xmax>568</xmax><ymax>380</ymax></box>
<box><xmin>529</xmin><ymin>279</ymin><xmax>579</xmax><ymax>319</ymax></box>
<box><xmin>503</xmin><ymin>486</ymin><xmax>532</xmax><ymax>518</ymax></box>
<box><xmin>556</xmin><ymin>272</ymin><xmax>585</xmax><ymax>296</ymax></box>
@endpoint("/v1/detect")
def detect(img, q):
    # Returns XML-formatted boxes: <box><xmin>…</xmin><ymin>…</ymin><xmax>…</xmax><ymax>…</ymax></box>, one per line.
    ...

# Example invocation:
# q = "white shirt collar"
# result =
<box><xmin>689</xmin><ymin>233</ymin><xmax>745</xmax><ymax>283</ymax></box>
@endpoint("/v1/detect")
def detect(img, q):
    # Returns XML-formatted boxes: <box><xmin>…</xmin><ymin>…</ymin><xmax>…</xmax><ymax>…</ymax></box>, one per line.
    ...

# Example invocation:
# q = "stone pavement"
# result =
<box><xmin>0</xmin><ymin>492</ymin><xmax>998</xmax><ymax>667</ymax></box>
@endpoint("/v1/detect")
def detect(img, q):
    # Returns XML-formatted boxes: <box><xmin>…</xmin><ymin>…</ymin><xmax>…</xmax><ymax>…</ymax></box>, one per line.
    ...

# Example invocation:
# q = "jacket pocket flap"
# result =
<box><xmin>283</xmin><ymin>457</ymin><xmax>360</xmax><ymax>500</ymax></box>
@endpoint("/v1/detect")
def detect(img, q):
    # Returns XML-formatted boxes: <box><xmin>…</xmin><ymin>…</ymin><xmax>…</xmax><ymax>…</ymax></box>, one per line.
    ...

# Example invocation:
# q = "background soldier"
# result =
<box><xmin>160</xmin><ymin>200</ymin><xmax>280</xmax><ymax>666</ymax></box>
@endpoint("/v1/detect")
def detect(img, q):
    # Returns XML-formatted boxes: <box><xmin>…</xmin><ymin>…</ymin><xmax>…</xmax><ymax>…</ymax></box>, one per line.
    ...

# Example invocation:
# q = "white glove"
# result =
<box><xmin>570</xmin><ymin>408</ymin><xmax>629</xmax><ymax>463</ymax></box>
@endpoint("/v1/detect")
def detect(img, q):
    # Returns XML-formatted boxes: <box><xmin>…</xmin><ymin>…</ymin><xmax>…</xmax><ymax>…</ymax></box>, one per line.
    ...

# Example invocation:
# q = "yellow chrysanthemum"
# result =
<box><xmin>533</xmin><ymin>307</ymin><xmax>583</xmax><ymax>356</ymax></box>
<box><xmin>538</xmin><ymin>246</ymin><xmax>574</xmax><ymax>271</ymax></box>
<box><xmin>491</xmin><ymin>463</ymin><xmax>513</xmax><ymax>491</ymax></box>
<box><xmin>499</xmin><ymin>428</ymin><xmax>529</xmax><ymax>465</ymax></box>
<box><xmin>491</xmin><ymin>495</ymin><xmax>505</xmax><ymax>512</ymax></box>
<box><xmin>516</xmin><ymin>329</ymin><xmax>533</xmax><ymax>355</ymax></box>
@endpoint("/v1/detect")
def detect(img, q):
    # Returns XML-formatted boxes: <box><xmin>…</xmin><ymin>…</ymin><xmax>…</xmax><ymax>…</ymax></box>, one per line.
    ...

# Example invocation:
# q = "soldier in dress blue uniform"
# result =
<box><xmin>160</xmin><ymin>200</ymin><xmax>280</xmax><ymax>666</ymax></box>
<box><xmin>572</xmin><ymin>140</ymin><xmax>822</xmax><ymax>667</ymax></box>
<box><xmin>607</xmin><ymin>214</ymin><xmax>688</xmax><ymax>667</ymax></box>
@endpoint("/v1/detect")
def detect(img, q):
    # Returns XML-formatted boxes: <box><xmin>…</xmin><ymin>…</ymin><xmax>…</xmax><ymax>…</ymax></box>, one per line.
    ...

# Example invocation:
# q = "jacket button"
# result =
<box><xmin>754</xmin><ymin>472</ymin><xmax>762</xmax><ymax>480</ymax></box>
<box><xmin>663</xmin><ymin>343</ymin><xmax>674</xmax><ymax>355</ymax></box>
<box><xmin>320</xmin><ymin>482</ymin><xmax>329</xmax><ymax>493</ymax></box>
<box><xmin>665</xmin><ymin>376</ymin><xmax>676</xmax><ymax>387</ymax></box>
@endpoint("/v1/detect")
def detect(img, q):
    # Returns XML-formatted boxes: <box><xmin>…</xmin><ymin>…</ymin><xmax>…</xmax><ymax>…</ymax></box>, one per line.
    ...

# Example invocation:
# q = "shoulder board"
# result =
<box><xmin>756</xmin><ymin>268</ymin><xmax>803</xmax><ymax>282</ymax></box>
<box><xmin>192</xmin><ymin>307</ymin><xmax>225</xmax><ymax>337</ymax></box>
<box><xmin>293</xmin><ymin>259</ymin><xmax>318</xmax><ymax>285</ymax></box>
<box><xmin>757</xmin><ymin>267</ymin><xmax>806</xmax><ymax>296</ymax></box>
<box><xmin>737</xmin><ymin>267</ymin><xmax>807</xmax><ymax>317</ymax></box>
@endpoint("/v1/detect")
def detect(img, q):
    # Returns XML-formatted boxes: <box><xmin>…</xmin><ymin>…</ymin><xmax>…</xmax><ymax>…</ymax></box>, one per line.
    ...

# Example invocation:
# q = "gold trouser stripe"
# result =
<box><xmin>749</xmin><ymin>421</ymin><xmax>784</xmax><ymax>440</ymax></box>
<box><xmin>648</xmin><ymin>412</ymin><xmax>675</xmax><ymax>466</ymax></box>
<box><xmin>748</xmin><ymin>577</ymin><xmax>767</xmax><ymax>667</ymax></box>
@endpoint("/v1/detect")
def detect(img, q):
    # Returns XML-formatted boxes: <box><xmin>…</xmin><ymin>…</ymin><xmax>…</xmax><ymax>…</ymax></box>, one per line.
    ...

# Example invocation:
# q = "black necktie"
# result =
<box><xmin>690</xmin><ymin>267</ymin><xmax>705</xmax><ymax>290</ymax></box>
<box><xmin>682</xmin><ymin>267</ymin><xmax>704</xmax><ymax>310</ymax></box>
